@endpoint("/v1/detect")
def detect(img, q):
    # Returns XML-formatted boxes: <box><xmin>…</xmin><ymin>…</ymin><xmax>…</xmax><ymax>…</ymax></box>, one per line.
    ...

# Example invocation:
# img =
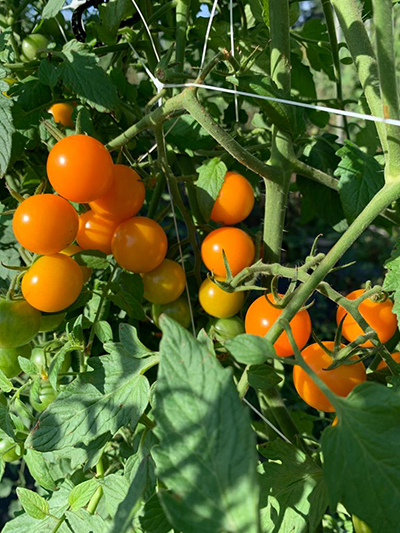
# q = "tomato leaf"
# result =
<box><xmin>322</xmin><ymin>382</ymin><xmax>400</xmax><ymax>533</ymax></box>
<box><xmin>152</xmin><ymin>316</ymin><xmax>260</xmax><ymax>533</ymax></box>
<box><xmin>247</xmin><ymin>364</ymin><xmax>282</xmax><ymax>390</ymax></box>
<box><xmin>48</xmin><ymin>342</ymin><xmax>75</xmax><ymax>391</ymax></box>
<box><xmin>104</xmin><ymin>323</ymin><xmax>154</xmax><ymax>359</ymax></box>
<box><xmin>195</xmin><ymin>158</ymin><xmax>227</xmax><ymax>221</ymax></box>
<box><xmin>109</xmin><ymin>290</ymin><xmax>145</xmax><ymax>320</ymax></box>
<box><xmin>17</xmin><ymin>357</ymin><xmax>39</xmax><ymax>377</ymax></box>
<box><xmin>65</xmin><ymin>509</ymin><xmax>109</xmax><ymax>532</ymax></box>
<box><xmin>258</xmin><ymin>441</ymin><xmax>329</xmax><ymax>533</ymax></box>
<box><xmin>0</xmin><ymin>406</ymin><xmax>14</xmax><ymax>438</ymax></box>
<box><xmin>100</xmin><ymin>473</ymin><xmax>129</xmax><ymax>516</ymax></box>
<box><xmin>0</xmin><ymin>88</ymin><xmax>14</xmax><ymax>178</ymax></box>
<box><xmin>42</xmin><ymin>0</ymin><xmax>65</xmax><ymax>19</ymax></box>
<box><xmin>24</xmin><ymin>449</ymin><xmax>57</xmax><ymax>491</ymax></box>
<box><xmin>16</xmin><ymin>487</ymin><xmax>50</xmax><ymax>520</ymax></box>
<box><xmin>68</xmin><ymin>478</ymin><xmax>99</xmax><ymax>510</ymax></box>
<box><xmin>139</xmin><ymin>492</ymin><xmax>174</xmax><ymax>533</ymax></box>
<box><xmin>26</xmin><ymin>352</ymin><xmax>154</xmax><ymax>451</ymax></box>
<box><xmin>74</xmin><ymin>250</ymin><xmax>109</xmax><ymax>270</ymax></box>
<box><xmin>225</xmin><ymin>333</ymin><xmax>276</xmax><ymax>364</ymax></box>
<box><xmin>0</xmin><ymin>368</ymin><xmax>13</xmax><ymax>393</ymax></box>
<box><xmin>94</xmin><ymin>321</ymin><xmax>113</xmax><ymax>343</ymax></box>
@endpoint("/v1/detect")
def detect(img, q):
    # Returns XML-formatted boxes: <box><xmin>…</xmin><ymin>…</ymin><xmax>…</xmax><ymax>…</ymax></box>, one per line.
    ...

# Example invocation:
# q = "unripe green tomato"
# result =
<box><xmin>39</xmin><ymin>312</ymin><xmax>66</xmax><ymax>332</ymax></box>
<box><xmin>152</xmin><ymin>297</ymin><xmax>191</xmax><ymax>329</ymax></box>
<box><xmin>0</xmin><ymin>298</ymin><xmax>41</xmax><ymax>349</ymax></box>
<box><xmin>31</xmin><ymin>348</ymin><xmax>71</xmax><ymax>375</ymax></box>
<box><xmin>0</xmin><ymin>435</ymin><xmax>23</xmax><ymax>462</ymax></box>
<box><xmin>352</xmin><ymin>516</ymin><xmax>372</xmax><ymax>533</ymax></box>
<box><xmin>0</xmin><ymin>344</ymin><xmax>31</xmax><ymax>378</ymax></box>
<box><xmin>207</xmin><ymin>316</ymin><xmax>245</xmax><ymax>341</ymax></box>
<box><xmin>21</xmin><ymin>34</ymin><xmax>49</xmax><ymax>61</ymax></box>
<box><xmin>29</xmin><ymin>380</ymin><xmax>57</xmax><ymax>412</ymax></box>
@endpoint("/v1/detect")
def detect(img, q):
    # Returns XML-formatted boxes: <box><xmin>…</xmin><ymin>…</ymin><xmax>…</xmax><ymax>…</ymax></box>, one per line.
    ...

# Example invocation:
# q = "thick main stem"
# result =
<box><xmin>175</xmin><ymin>0</ymin><xmax>191</xmax><ymax>72</ymax></box>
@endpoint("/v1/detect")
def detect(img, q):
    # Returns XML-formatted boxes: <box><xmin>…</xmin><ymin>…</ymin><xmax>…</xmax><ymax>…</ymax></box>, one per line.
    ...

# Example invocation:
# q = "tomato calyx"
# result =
<box><xmin>311</xmin><ymin>331</ymin><xmax>368</xmax><ymax>372</ymax></box>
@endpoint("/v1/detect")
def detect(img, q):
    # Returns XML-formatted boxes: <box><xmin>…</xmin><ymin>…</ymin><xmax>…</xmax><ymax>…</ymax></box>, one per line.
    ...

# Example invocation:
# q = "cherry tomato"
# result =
<box><xmin>245</xmin><ymin>294</ymin><xmax>311</xmax><ymax>357</ymax></box>
<box><xmin>0</xmin><ymin>344</ymin><xmax>31</xmax><ymax>378</ymax></box>
<box><xmin>76</xmin><ymin>211</ymin><xmax>119</xmax><ymax>255</ymax></box>
<box><xmin>89</xmin><ymin>165</ymin><xmax>146</xmax><ymax>222</ymax></box>
<box><xmin>376</xmin><ymin>351</ymin><xmax>400</xmax><ymax>370</ymax></box>
<box><xmin>29</xmin><ymin>380</ymin><xmax>57</xmax><ymax>412</ymax></box>
<box><xmin>293</xmin><ymin>342</ymin><xmax>367</xmax><ymax>412</ymax></box>
<box><xmin>201</xmin><ymin>227</ymin><xmax>255</xmax><ymax>277</ymax></box>
<box><xmin>49</xmin><ymin>103</ymin><xmax>74</xmax><ymax>127</ymax></box>
<box><xmin>199</xmin><ymin>277</ymin><xmax>245</xmax><ymax>318</ymax></box>
<box><xmin>12</xmin><ymin>194</ymin><xmax>78</xmax><ymax>255</ymax></box>
<box><xmin>112</xmin><ymin>217</ymin><xmax>168</xmax><ymax>273</ymax></box>
<box><xmin>39</xmin><ymin>313</ymin><xmax>66</xmax><ymax>332</ymax></box>
<box><xmin>0</xmin><ymin>298</ymin><xmax>41</xmax><ymax>349</ymax></box>
<box><xmin>60</xmin><ymin>244</ymin><xmax>92</xmax><ymax>283</ymax></box>
<box><xmin>336</xmin><ymin>289</ymin><xmax>397</xmax><ymax>347</ymax></box>
<box><xmin>142</xmin><ymin>259</ymin><xmax>186</xmax><ymax>305</ymax></box>
<box><xmin>0</xmin><ymin>435</ymin><xmax>23</xmax><ymax>462</ymax></box>
<box><xmin>46</xmin><ymin>135</ymin><xmax>114</xmax><ymax>203</ymax></box>
<box><xmin>21</xmin><ymin>254</ymin><xmax>84</xmax><ymax>313</ymax></box>
<box><xmin>31</xmin><ymin>347</ymin><xmax>71</xmax><ymax>375</ymax></box>
<box><xmin>210</xmin><ymin>171</ymin><xmax>254</xmax><ymax>225</ymax></box>
<box><xmin>21</xmin><ymin>34</ymin><xmax>49</xmax><ymax>61</ymax></box>
<box><xmin>152</xmin><ymin>297</ymin><xmax>191</xmax><ymax>329</ymax></box>
<box><xmin>206</xmin><ymin>316</ymin><xmax>245</xmax><ymax>341</ymax></box>
<box><xmin>352</xmin><ymin>516</ymin><xmax>372</xmax><ymax>533</ymax></box>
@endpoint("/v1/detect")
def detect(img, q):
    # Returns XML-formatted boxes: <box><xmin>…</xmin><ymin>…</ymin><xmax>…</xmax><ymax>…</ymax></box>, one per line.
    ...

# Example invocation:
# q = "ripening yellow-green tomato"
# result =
<box><xmin>142</xmin><ymin>259</ymin><xmax>186</xmax><ymax>305</ymax></box>
<box><xmin>199</xmin><ymin>277</ymin><xmax>245</xmax><ymax>318</ymax></box>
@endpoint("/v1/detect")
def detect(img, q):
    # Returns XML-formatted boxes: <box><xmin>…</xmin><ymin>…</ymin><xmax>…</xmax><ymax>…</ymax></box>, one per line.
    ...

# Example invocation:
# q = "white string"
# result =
<box><xmin>164</xmin><ymin>82</ymin><xmax>400</xmax><ymax>128</ymax></box>
<box><xmin>138</xmin><ymin>117</ymin><xmax>181</xmax><ymax>163</ymax></box>
<box><xmin>130</xmin><ymin>0</ymin><xmax>160</xmax><ymax>63</ymax></box>
<box><xmin>229</xmin><ymin>0</ymin><xmax>239</xmax><ymax>122</ymax></box>
<box><xmin>127</xmin><ymin>42</ymin><xmax>164</xmax><ymax>95</ymax></box>
<box><xmin>242</xmin><ymin>397</ymin><xmax>292</xmax><ymax>444</ymax></box>
<box><xmin>200</xmin><ymin>0</ymin><xmax>219</xmax><ymax>69</ymax></box>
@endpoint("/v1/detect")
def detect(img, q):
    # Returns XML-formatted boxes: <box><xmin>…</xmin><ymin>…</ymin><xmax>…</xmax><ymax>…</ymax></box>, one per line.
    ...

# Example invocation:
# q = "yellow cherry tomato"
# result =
<box><xmin>142</xmin><ymin>259</ymin><xmax>186</xmax><ymax>305</ymax></box>
<box><xmin>199</xmin><ymin>277</ymin><xmax>245</xmax><ymax>318</ymax></box>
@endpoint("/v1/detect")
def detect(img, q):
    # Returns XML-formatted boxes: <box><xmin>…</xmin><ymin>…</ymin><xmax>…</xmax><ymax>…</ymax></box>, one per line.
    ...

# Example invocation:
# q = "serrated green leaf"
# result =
<box><xmin>27</xmin><ymin>352</ymin><xmax>152</xmax><ymax>451</ymax></box>
<box><xmin>195</xmin><ymin>158</ymin><xmax>227</xmax><ymax>220</ymax></box>
<box><xmin>68</xmin><ymin>478</ymin><xmax>99</xmax><ymax>510</ymax></box>
<box><xmin>139</xmin><ymin>492</ymin><xmax>173</xmax><ymax>533</ymax></box>
<box><xmin>247</xmin><ymin>364</ymin><xmax>282</xmax><ymax>390</ymax></box>
<box><xmin>322</xmin><ymin>383</ymin><xmax>400</xmax><ymax>533</ymax></box>
<box><xmin>94</xmin><ymin>321</ymin><xmax>113</xmax><ymax>343</ymax></box>
<box><xmin>18</xmin><ymin>357</ymin><xmax>39</xmax><ymax>376</ymax></box>
<box><xmin>59</xmin><ymin>41</ymin><xmax>118</xmax><ymax>112</ymax></box>
<box><xmin>0</xmin><ymin>405</ymin><xmax>14</xmax><ymax>438</ymax></box>
<box><xmin>16</xmin><ymin>487</ymin><xmax>50</xmax><ymax>519</ymax></box>
<box><xmin>0</xmin><ymin>455</ymin><xmax>5</xmax><ymax>483</ymax></box>
<box><xmin>42</xmin><ymin>0</ymin><xmax>65</xmax><ymax>19</ymax></box>
<box><xmin>49</xmin><ymin>342</ymin><xmax>74</xmax><ymax>391</ymax></box>
<box><xmin>74</xmin><ymin>250</ymin><xmax>109</xmax><ymax>269</ymax></box>
<box><xmin>0</xmin><ymin>368</ymin><xmax>13</xmax><ymax>392</ymax></box>
<box><xmin>225</xmin><ymin>333</ymin><xmax>275</xmax><ymax>364</ymax></box>
<box><xmin>0</xmin><ymin>93</ymin><xmax>14</xmax><ymax>177</ymax></box>
<box><xmin>65</xmin><ymin>509</ymin><xmax>109</xmax><ymax>532</ymax></box>
<box><xmin>152</xmin><ymin>316</ymin><xmax>260</xmax><ymax>533</ymax></box>
<box><xmin>110</xmin><ymin>322</ymin><xmax>154</xmax><ymax>358</ymax></box>
<box><xmin>109</xmin><ymin>290</ymin><xmax>145</xmax><ymax>320</ymax></box>
<box><xmin>25</xmin><ymin>449</ymin><xmax>57</xmax><ymax>491</ymax></box>
<box><xmin>258</xmin><ymin>440</ymin><xmax>328</xmax><ymax>533</ymax></box>
<box><xmin>38</xmin><ymin>60</ymin><xmax>60</xmax><ymax>88</ymax></box>
<box><xmin>101</xmin><ymin>473</ymin><xmax>129</xmax><ymax>516</ymax></box>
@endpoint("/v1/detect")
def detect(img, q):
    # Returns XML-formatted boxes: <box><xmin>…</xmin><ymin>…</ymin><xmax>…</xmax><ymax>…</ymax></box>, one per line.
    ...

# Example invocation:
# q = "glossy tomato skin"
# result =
<box><xmin>76</xmin><ymin>211</ymin><xmax>119</xmax><ymax>255</ymax></box>
<box><xmin>0</xmin><ymin>344</ymin><xmax>31</xmax><ymax>378</ymax></box>
<box><xmin>376</xmin><ymin>351</ymin><xmax>400</xmax><ymax>370</ymax></box>
<box><xmin>0</xmin><ymin>299</ymin><xmax>41</xmax><ymax>348</ymax></box>
<box><xmin>207</xmin><ymin>316</ymin><xmax>245</xmax><ymax>341</ymax></box>
<box><xmin>152</xmin><ymin>297</ymin><xmax>191</xmax><ymax>329</ymax></box>
<box><xmin>199</xmin><ymin>277</ymin><xmax>245</xmax><ymax>318</ymax></box>
<box><xmin>142</xmin><ymin>259</ymin><xmax>186</xmax><ymax>305</ymax></box>
<box><xmin>293</xmin><ymin>342</ymin><xmax>367</xmax><ymax>412</ymax></box>
<box><xmin>201</xmin><ymin>227</ymin><xmax>255</xmax><ymax>277</ymax></box>
<box><xmin>21</xmin><ymin>34</ymin><xmax>49</xmax><ymax>60</ymax></box>
<box><xmin>60</xmin><ymin>244</ymin><xmax>92</xmax><ymax>283</ymax></box>
<box><xmin>89</xmin><ymin>165</ymin><xmax>145</xmax><ymax>222</ymax></box>
<box><xmin>112</xmin><ymin>217</ymin><xmax>168</xmax><ymax>273</ymax></box>
<box><xmin>210</xmin><ymin>171</ymin><xmax>255</xmax><ymax>225</ymax></box>
<box><xmin>22</xmin><ymin>254</ymin><xmax>84</xmax><ymax>313</ymax></box>
<box><xmin>13</xmin><ymin>194</ymin><xmax>79</xmax><ymax>255</ymax></box>
<box><xmin>49</xmin><ymin>103</ymin><xmax>74</xmax><ymax>127</ymax></box>
<box><xmin>336</xmin><ymin>289</ymin><xmax>397</xmax><ymax>346</ymax></box>
<box><xmin>245</xmin><ymin>294</ymin><xmax>311</xmax><ymax>357</ymax></box>
<box><xmin>47</xmin><ymin>135</ymin><xmax>114</xmax><ymax>203</ymax></box>
<box><xmin>0</xmin><ymin>435</ymin><xmax>23</xmax><ymax>462</ymax></box>
<box><xmin>29</xmin><ymin>380</ymin><xmax>57</xmax><ymax>412</ymax></box>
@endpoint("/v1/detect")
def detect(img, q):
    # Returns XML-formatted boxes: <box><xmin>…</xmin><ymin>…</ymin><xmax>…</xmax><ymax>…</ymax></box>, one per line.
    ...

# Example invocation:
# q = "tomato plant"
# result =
<box><xmin>199</xmin><ymin>277</ymin><xmax>245</xmax><ymax>318</ymax></box>
<box><xmin>142</xmin><ymin>259</ymin><xmax>186</xmax><ymax>304</ymax></box>
<box><xmin>0</xmin><ymin>298</ymin><xmax>41</xmax><ymax>348</ymax></box>
<box><xmin>0</xmin><ymin>343</ymin><xmax>31</xmax><ymax>378</ymax></box>
<box><xmin>31</xmin><ymin>346</ymin><xmax>71</xmax><ymax>374</ymax></box>
<box><xmin>12</xmin><ymin>194</ymin><xmax>79</xmax><ymax>255</ymax></box>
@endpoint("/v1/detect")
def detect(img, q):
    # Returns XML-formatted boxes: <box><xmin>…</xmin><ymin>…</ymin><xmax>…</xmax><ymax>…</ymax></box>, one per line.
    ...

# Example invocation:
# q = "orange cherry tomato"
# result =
<box><xmin>199</xmin><ymin>277</ymin><xmax>245</xmax><ymax>318</ymax></box>
<box><xmin>376</xmin><ymin>351</ymin><xmax>400</xmax><ymax>370</ymax></box>
<box><xmin>201</xmin><ymin>227</ymin><xmax>255</xmax><ymax>277</ymax></box>
<box><xmin>60</xmin><ymin>244</ymin><xmax>92</xmax><ymax>283</ymax></box>
<box><xmin>142</xmin><ymin>259</ymin><xmax>186</xmax><ymax>305</ymax></box>
<box><xmin>244</xmin><ymin>294</ymin><xmax>311</xmax><ymax>357</ymax></box>
<box><xmin>48</xmin><ymin>103</ymin><xmax>74</xmax><ymax>128</ymax></box>
<box><xmin>76</xmin><ymin>211</ymin><xmax>120</xmax><ymax>255</ymax></box>
<box><xmin>21</xmin><ymin>254</ymin><xmax>84</xmax><ymax>313</ymax></box>
<box><xmin>89</xmin><ymin>165</ymin><xmax>145</xmax><ymax>222</ymax></box>
<box><xmin>336</xmin><ymin>289</ymin><xmax>397</xmax><ymax>347</ymax></box>
<box><xmin>210</xmin><ymin>171</ymin><xmax>255</xmax><ymax>225</ymax></box>
<box><xmin>293</xmin><ymin>342</ymin><xmax>367</xmax><ymax>412</ymax></box>
<box><xmin>46</xmin><ymin>135</ymin><xmax>114</xmax><ymax>203</ymax></box>
<box><xmin>112</xmin><ymin>217</ymin><xmax>167</xmax><ymax>273</ymax></box>
<box><xmin>12</xmin><ymin>194</ymin><xmax>79</xmax><ymax>255</ymax></box>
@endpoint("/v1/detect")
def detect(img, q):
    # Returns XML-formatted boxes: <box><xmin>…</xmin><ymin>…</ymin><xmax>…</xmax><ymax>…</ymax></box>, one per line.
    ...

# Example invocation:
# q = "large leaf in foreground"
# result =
<box><xmin>26</xmin><ymin>352</ymin><xmax>155</xmax><ymax>451</ymax></box>
<box><xmin>258</xmin><ymin>441</ymin><xmax>328</xmax><ymax>533</ymax></box>
<box><xmin>152</xmin><ymin>316</ymin><xmax>260</xmax><ymax>533</ymax></box>
<box><xmin>322</xmin><ymin>382</ymin><xmax>400</xmax><ymax>533</ymax></box>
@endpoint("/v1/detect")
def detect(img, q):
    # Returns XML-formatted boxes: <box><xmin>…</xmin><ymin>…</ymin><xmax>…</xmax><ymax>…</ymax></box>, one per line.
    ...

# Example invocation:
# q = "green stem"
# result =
<box><xmin>175</xmin><ymin>0</ymin><xmax>191</xmax><ymax>72</ymax></box>
<box><xmin>87</xmin><ymin>457</ymin><xmax>105</xmax><ymax>515</ymax></box>
<box><xmin>372</xmin><ymin>0</ymin><xmax>400</xmax><ymax>179</ymax></box>
<box><xmin>147</xmin><ymin>173</ymin><xmax>166</xmax><ymax>219</ymax></box>
<box><xmin>290</xmin><ymin>157</ymin><xmax>339</xmax><ymax>190</ymax></box>
<box><xmin>331</xmin><ymin>0</ymin><xmax>388</xmax><ymax>153</ymax></box>
<box><xmin>51</xmin><ymin>514</ymin><xmax>66</xmax><ymax>533</ymax></box>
